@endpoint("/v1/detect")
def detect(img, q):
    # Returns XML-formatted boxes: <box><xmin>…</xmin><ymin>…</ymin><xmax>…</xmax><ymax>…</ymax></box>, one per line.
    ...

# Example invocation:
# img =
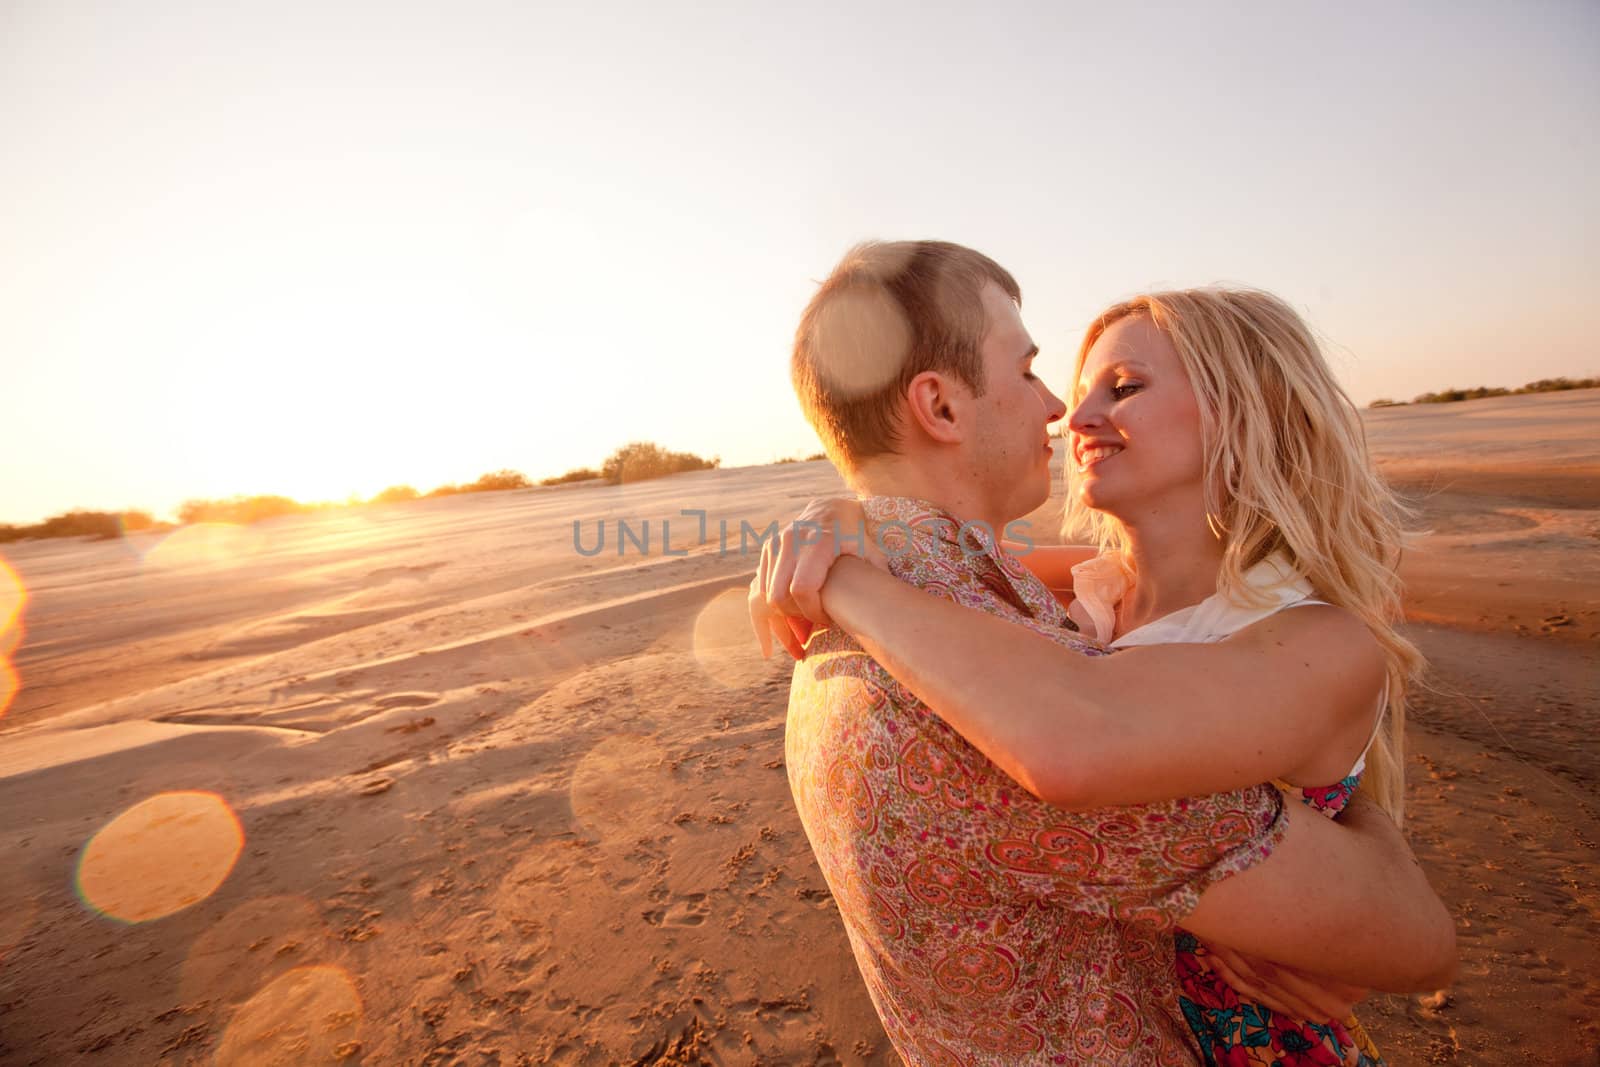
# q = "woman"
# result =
<box><xmin>752</xmin><ymin>287</ymin><xmax>1427</xmax><ymax>1066</ymax></box>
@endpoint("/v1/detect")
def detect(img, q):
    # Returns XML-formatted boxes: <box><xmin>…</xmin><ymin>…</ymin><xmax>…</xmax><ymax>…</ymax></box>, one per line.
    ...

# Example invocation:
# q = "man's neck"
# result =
<box><xmin>850</xmin><ymin>454</ymin><xmax>1006</xmax><ymax>534</ymax></box>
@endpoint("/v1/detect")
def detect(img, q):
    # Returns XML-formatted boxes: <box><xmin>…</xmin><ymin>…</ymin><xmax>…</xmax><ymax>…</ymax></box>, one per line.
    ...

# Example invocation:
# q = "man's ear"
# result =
<box><xmin>904</xmin><ymin>370</ymin><xmax>972</xmax><ymax>445</ymax></box>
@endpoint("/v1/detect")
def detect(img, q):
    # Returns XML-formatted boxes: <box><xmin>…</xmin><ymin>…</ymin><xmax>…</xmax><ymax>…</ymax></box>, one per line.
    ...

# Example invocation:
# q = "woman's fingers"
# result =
<box><xmin>1260</xmin><ymin>965</ymin><xmax>1365</xmax><ymax>1022</ymax></box>
<box><xmin>1206</xmin><ymin>948</ymin><xmax>1309</xmax><ymax>1020</ymax></box>
<box><xmin>750</xmin><ymin>497</ymin><xmax>881</xmax><ymax>653</ymax></box>
<box><xmin>1207</xmin><ymin>946</ymin><xmax>1362</xmax><ymax>1022</ymax></box>
<box><xmin>789</xmin><ymin>527</ymin><xmax>837</xmax><ymax>626</ymax></box>
<box><xmin>766</xmin><ymin>516</ymin><xmax>843</xmax><ymax>627</ymax></box>
<box><xmin>749</xmin><ymin>544</ymin><xmax>776</xmax><ymax>659</ymax></box>
<box><xmin>765</xmin><ymin>524</ymin><xmax>805</xmax><ymax>617</ymax></box>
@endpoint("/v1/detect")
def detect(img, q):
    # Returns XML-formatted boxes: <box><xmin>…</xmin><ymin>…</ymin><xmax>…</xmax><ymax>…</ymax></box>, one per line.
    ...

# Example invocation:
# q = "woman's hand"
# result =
<box><xmin>1206</xmin><ymin>945</ymin><xmax>1367</xmax><ymax>1023</ymax></box>
<box><xmin>747</xmin><ymin>497</ymin><xmax>884</xmax><ymax>659</ymax></box>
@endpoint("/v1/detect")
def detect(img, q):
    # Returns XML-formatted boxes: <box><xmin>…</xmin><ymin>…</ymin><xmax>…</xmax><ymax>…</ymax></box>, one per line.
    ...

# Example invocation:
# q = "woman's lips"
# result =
<box><xmin>1075</xmin><ymin>443</ymin><xmax>1123</xmax><ymax>472</ymax></box>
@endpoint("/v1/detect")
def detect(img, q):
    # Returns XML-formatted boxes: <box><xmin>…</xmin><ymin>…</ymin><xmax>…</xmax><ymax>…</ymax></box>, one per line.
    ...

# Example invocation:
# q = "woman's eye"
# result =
<box><xmin>1111</xmin><ymin>381</ymin><xmax>1142</xmax><ymax>399</ymax></box>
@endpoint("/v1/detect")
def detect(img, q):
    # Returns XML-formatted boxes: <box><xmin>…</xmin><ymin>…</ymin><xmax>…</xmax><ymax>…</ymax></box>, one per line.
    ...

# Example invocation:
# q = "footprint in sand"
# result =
<box><xmin>643</xmin><ymin>893</ymin><xmax>710</xmax><ymax>927</ymax></box>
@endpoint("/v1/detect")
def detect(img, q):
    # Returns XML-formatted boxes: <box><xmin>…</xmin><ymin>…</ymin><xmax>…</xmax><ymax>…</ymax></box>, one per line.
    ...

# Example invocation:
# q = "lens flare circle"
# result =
<box><xmin>142</xmin><ymin>523</ymin><xmax>264</xmax><ymax>570</ymax></box>
<box><xmin>569</xmin><ymin>733</ymin><xmax>666</xmax><ymax>843</ymax></box>
<box><xmin>76</xmin><ymin>791</ymin><xmax>244</xmax><ymax>923</ymax></box>
<box><xmin>0</xmin><ymin>658</ymin><xmax>17</xmax><ymax>720</ymax></box>
<box><xmin>216</xmin><ymin>964</ymin><xmax>362</xmax><ymax>1066</ymax></box>
<box><xmin>0</xmin><ymin>556</ymin><xmax>24</xmax><ymax>635</ymax></box>
<box><xmin>180</xmin><ymin>895</ymin><xmax>332</xmax><ymax>1006</ymax></box>
<box><xmin>0</xmin><ymin>617</ymin><xmax>21</xmax><ymax>658</ymax></box>
<box><xmin>691</xmin><ymin>586</ymin><xmax>770</xmax><ymax>689</ymax></box>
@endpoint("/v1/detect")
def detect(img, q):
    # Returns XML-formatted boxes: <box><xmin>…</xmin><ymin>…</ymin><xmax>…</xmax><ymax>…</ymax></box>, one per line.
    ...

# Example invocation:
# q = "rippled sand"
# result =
<box><xmin>1</xmin><ymin>391</ymin><xmax>1595</xmax><ymax>1065</ymax></box>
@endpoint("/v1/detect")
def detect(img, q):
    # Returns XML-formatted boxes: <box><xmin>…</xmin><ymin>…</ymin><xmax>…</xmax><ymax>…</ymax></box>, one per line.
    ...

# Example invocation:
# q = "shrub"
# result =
<box><xmin>540</xmin><ymin>468</ymin><xmax>602</xmax><ymax>486</ymax></box>
<box><xmin>1368</xmin><ymin>398</ymin><xmax>1403</xmax><ymax>408</ymax></box>
<box><xmin>372</xmin><ymin>485</ymin><xmax>420</xmax><ymax>504</ymax></box>
<box><xmin>600</xmin><ymin>442</ymin><xmax>720</xmax><ymax>485</ymax></box>
<box><xmin>806</xmin><ymin>452</ymin><xmax>827</xmax><ymax>462</ymax></box>
<box><xmin>1518</xmin><ymin>376</ymin><xmax>1599</xmax><ymax>394</ymax></box>
<box><xmin>466</xmin><ymin>469</ymin><xmax>532</xmax><ymax>492</ymax></box>
<box><xmin>0</xmin><ymin>509</ymin><xmax>159</xmax><ymax>543</ymax></box>
<box><xmin>177</xmin><ymin>496</ymin><xmax>306</xmax><ymax>525</ymax></box>
<box><xmin>0</xmin><ymin>510</ymin><xmax>118</xmax><ymax>542</ymax></box>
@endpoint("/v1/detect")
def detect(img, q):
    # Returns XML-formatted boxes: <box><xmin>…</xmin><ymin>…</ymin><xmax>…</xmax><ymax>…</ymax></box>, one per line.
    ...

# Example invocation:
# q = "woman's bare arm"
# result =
<box><xmin>1001</xmin><ymin>542</ymin><xmax>1098</xmax><ymax>593</ymax></box>
<box><xmin>818</xmin><ymin>556</ymin><xmax>1384</xmax><ymax>809</ymax></box>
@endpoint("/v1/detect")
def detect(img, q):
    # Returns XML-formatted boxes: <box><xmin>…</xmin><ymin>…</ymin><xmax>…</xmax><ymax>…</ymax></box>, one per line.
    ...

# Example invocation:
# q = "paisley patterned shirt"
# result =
<box><xmin>786</xmin><ymin>497</ymin><xmax>1289</xmax><ymax>1066</ymax></box>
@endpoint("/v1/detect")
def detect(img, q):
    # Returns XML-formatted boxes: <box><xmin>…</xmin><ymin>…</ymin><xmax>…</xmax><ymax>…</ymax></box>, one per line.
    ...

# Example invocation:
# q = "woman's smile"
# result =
<box><xmin>1073</xmin><ymin>440</ymin><xmax>1124</xmax><ymax>472</ymax></box>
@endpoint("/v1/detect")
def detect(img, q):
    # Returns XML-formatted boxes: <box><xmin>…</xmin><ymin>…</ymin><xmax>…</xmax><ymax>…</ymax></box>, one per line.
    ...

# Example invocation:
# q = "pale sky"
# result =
<box><xmin>3</xmin><ymin>0</ymin><xmax>1596</xmax><ymax>524</ymax></box>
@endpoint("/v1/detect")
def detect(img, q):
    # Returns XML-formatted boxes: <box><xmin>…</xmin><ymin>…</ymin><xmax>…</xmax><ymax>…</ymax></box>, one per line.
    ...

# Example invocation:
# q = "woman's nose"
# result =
<box><xmin>1067</xmin><ymin>394</ymin><xmax>1102</xmax><ymax>432</ymax></box>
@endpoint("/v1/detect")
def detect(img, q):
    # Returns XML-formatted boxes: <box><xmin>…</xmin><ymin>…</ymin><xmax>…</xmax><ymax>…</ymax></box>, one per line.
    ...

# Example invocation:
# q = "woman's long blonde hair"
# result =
<box><xmin>1063</xmin><ymin>288</ymin><xmax>1423</xmax><ymax>822</ymax></box>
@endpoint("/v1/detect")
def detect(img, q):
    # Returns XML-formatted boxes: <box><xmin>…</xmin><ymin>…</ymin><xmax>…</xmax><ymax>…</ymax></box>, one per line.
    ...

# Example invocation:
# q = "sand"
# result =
<box><xmin>1</xmin><ymin>390</ymin><xmax>1596</xmax><ymax>1066</ymax></box>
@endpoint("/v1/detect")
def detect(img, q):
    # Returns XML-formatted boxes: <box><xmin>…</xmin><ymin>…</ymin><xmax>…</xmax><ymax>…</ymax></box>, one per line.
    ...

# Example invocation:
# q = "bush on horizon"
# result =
<box><xmin>466</xmin><ymin>469</ymin><xmax>532</xmax><ymax>492</ymax></box>
<box><xmin>177</xmin><ymin>495</ymin><xmax>308</xmax><ymax>526</ymax></box>
<box><xmin>1370</xmin><ymin>376</ymin><xmax>1600</xmax><ymax>408</ymax></box>
<box><xmin>540</xmin><ymin>467</ymin><xmax>602</xmax><ymax>486</ymax></box>
<box><xmin>425</xmin><ymin>469</ymin><xmax>533</xmax><ymax>498</ymax></box>
<box><xmin>601</xmin><ymin>442</ymin><xmax>719</xmax><ymax>485</ymax></box>
<box><xmin>372</xmin><ymin>485</ymin><xmax>420</xmax><ymax>504</ymax></box>
<box><xmin>0</xmin><ymin>509</ymin><xmax>154</xmax><ymax>543</ymax></box>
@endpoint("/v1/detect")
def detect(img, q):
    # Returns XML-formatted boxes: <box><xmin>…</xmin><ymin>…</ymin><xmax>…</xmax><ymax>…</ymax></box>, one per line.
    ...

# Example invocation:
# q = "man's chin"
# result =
<box><xmin>1009</xmin><ymin>486</ymin><xmax>1051</xmax><ymax>526</ymax></box>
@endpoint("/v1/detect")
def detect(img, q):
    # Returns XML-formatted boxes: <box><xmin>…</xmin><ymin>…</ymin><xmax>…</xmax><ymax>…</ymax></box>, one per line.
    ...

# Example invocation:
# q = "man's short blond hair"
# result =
<box><xmin>791</xmin><ymin>240</ymin><xmax>1021</xmax><ymax>472</ymax></box>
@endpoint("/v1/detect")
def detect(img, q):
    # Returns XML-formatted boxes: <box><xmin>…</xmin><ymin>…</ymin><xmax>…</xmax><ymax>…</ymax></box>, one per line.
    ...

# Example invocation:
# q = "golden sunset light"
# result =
<box><xmin>3</xmin><ymin>3</ymin><xmax>1597</xmax><ymax>1064</ymax></box>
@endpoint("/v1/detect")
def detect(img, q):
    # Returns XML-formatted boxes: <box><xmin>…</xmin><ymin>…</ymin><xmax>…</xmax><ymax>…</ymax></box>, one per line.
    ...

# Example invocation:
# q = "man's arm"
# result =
<box><xmin>1183</xmin><ymin>794</ymin><xmax>1457</xmax><ymax>992</ymax></box>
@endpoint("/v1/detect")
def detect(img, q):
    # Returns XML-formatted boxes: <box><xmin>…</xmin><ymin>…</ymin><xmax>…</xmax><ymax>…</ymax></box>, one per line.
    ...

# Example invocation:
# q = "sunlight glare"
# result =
<box><xmin>76</xmin><ymin>791</ymin><xmax>245</xmax><ymax>923</ymax></box>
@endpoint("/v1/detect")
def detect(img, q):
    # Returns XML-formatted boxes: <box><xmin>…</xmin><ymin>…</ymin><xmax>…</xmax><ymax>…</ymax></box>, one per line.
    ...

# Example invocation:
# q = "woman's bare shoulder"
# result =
<box><xmin>1228</xmin><ymin>603</ymin><xmax>1387</xmax><ymax>775</ymax></box>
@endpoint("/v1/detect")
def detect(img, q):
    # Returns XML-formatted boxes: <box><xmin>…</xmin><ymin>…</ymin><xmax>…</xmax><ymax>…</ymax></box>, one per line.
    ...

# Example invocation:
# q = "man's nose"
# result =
<box><xmin>1040</xmin><ymin>382</ymin><xmax>1068</xmax><ymax>425</ymax></box>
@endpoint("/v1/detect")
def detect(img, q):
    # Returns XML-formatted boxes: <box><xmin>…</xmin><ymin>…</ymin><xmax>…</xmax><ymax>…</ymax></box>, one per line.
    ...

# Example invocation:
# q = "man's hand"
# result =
<box><xmin>747</xmin><ymin>497</ymin><xmax>884</xmax><ymax>659</ymax></box>
<box><xmin>1206</xmin><ymin>944</ymin><xmax>1367</xmax><ymax>1023</ymax></box>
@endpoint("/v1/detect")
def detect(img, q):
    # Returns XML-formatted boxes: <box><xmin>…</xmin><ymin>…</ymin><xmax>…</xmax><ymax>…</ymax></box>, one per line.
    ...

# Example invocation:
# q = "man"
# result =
<box><xmin>752</xmin><ymin>241</ymin><xmax>1453</xmax><ymax>1065</ymax></box>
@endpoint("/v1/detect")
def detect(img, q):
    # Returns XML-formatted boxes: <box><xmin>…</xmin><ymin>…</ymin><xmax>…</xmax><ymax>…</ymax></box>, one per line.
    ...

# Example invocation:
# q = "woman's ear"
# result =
<box><xmin>904</xmin><ymin>370</ymin><xmax>971</xmax><ymax>445</ymax></box>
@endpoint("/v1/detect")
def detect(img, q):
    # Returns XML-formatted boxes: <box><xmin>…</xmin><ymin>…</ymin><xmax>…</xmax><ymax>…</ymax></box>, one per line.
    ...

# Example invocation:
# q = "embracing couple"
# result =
<box><xmin>747</xmin><ymin>241</ymin><xmax>1454</xmax><ymax>1066</ymax></box>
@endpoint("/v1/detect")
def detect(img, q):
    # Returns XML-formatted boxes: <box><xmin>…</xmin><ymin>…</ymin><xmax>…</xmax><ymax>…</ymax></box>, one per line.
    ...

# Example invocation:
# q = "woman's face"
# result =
<box><xmin>1067</xmin><ymin>313</ymin><xmax>1207</xmax><ymax>522</ymax></box>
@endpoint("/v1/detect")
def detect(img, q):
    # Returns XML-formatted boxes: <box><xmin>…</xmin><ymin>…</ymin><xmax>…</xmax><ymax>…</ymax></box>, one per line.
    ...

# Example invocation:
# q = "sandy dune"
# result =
<box><xmin>1</xmin><ymin>391</ymin><xmax>1596</xmax><ymax>1065</ymax></box>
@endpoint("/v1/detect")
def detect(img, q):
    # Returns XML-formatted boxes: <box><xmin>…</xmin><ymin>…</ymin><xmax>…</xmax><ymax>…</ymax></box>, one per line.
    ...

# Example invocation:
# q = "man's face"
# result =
<box><xmin>967</xmin><ymin>282</ymin><xmax>1067</xmax><ymax>524</ymax></box>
